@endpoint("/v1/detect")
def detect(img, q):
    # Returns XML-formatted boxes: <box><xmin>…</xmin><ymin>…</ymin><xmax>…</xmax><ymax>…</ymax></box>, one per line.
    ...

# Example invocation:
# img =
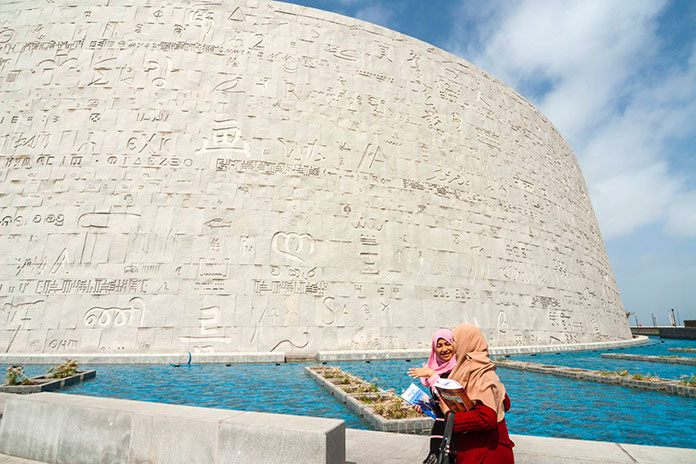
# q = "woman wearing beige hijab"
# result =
<box><xmin>441</xmin><ymin>324</ymin><xmax>514</xmax><ymax>464</ymax></box>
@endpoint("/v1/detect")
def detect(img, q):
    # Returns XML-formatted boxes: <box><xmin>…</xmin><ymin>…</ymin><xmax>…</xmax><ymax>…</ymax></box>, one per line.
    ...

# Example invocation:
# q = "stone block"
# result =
<box><xmin>129</xmin><ymin>404</ymin><xmax>242</xmax><ymax>464</ymax></box>
<box><xmin>0</xmin><ymin>392</ymin><xmax>345</xmax><ymax>464</ymax></box>
<box><xmin>218</xmin><ymin>411</ymin><xmax>345</xmax><ymax>464</ymax></box>
<box><xmin>56</xmin><ymin>404</ymin><xmax>132</xmax><ymax>464</ymax></box>
<box><xmin>0</xmin><ymin>395</ymin><xmax>65</xmax><ymax>463</ymax></box>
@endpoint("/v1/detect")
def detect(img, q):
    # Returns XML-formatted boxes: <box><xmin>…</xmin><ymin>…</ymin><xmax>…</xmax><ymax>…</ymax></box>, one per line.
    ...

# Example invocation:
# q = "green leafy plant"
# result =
<box><xmin>356</xmin><ymin>382</ymin><xmax>379</xmax><ymax>393</ymax></box>
<box><xmin>332</xmin><ymin>375</ymin><xmax>352</xmax><ymax>385</ymax></box>
<box><xmin>357</xmin><ymin>393</ymin><xmax>383</xmax><ymax>404</ymax></box>
<box><xmin>47</xmin><ymin>359</ymin><xmax>79</xmax><ymax>379</ymax></box>
<box><xmin>631</xmin><ymin>373</ymin><xmax>655</xmax><ymax>381</ymax></box>
<box><xmin>679</xmin><ymin>374</ymin><xmax>696</xmax><ymax>387</ymax></box>
<box><xmin>5</xmin><ymin>365</ymin><xmax>32</xmax><ymax>386</ymax></box>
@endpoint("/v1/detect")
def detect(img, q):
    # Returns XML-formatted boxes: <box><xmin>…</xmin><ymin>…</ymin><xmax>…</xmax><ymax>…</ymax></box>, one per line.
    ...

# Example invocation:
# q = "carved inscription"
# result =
<box><xmin>0</xmin><ymin>0</ymin><xmax>628</xmax><ymax>354</ymax></box>
<box><xmin>271</xmin><ymin>232</ymin><xmax>315</xmax><ymax>262</ymax></box>
<box><xmin>83</xmin><ymin>297</ymin><xmax>145</xmax><ymax>328</ymax></box>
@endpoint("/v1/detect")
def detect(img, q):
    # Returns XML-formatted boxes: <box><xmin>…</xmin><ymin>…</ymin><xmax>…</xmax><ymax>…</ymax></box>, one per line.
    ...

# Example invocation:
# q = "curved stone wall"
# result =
<box><xmin>0</xmin><ymin>0</ymin><xmax>631</xmax><ymax>355</ymax></box>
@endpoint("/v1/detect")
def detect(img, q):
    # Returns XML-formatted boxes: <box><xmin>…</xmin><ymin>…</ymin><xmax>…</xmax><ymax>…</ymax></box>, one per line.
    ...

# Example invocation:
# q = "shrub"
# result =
<box><xmin>47</xmin><ymin>359</ymin><xmax>79</xmax><ymax>379</ymax></box>
<box><xmin>6</xmin><ymin>365</ymin><xmax>31</xmax><ymax>385</ymax></box>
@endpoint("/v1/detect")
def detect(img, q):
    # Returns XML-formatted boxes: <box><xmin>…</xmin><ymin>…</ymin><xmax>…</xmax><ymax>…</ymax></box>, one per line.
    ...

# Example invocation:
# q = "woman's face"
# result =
<box><xmin>435</xmin><ymin>338</ymin><xmax>454</xmax><ymax>361</ymax></box>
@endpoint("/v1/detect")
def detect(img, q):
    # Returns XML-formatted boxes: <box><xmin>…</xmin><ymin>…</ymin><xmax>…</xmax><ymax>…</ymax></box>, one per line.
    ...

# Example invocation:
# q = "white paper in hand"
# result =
<box><xmin>434</xmin><ymin>378</ymin><xmax>463</xmax><ymax>389</ymax></box>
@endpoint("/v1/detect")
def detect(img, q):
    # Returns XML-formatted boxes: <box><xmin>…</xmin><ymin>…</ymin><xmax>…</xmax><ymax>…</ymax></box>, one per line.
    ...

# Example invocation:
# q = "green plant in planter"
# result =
<box><xmin>679</xmin><ymin>374</ymin><xmax>696</xmax><ymax>387</ymax></box>
<box><xmin>356</xmin><ymin>382</ymin><xmax>379</xmax><ymax>393</ymax></box>
<box><xmin>6</xmin><ymin>365</ymin><xmax>32</xmax><ymax>386</ymax></box>
<box><xmin>357</xmin><ymin>393</ymin><xmax>381</xmax><ymax>404</ymax></box>
<box><xmin>47</xmin><ymin>359</ymin><xmax>79</xmax><ymax>379</ymax></box>
<box><xmin>372</xmin><ymin>396</ymin><xmax>421</xmax><ymax>419</ymax></box>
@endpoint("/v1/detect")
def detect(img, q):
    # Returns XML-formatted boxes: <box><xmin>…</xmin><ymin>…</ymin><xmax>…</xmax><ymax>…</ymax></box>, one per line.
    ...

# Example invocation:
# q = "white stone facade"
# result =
<box><xmin>0</xmin><ymin>0</ymin><xmax>631</xmax><ymax>355</ymax></box>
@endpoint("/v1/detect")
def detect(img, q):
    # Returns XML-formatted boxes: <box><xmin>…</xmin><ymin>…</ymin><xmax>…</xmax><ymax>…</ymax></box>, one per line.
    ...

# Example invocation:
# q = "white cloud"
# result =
<box><xmin>447</xmin><ymin>0</ymin><xmax>696</xmax><ymax>239</ymax></box>
<box><xmin>354</xmin><ymin>5</ymin><xmax>394</xmax><ymax>28</ymax></box>
<box><xmin>590</xmin><ymin>163</ymin><xmax>680</xmax><ymax>237</ymax></box>
<box><xmin>666</xmin><ymin>192</ymin><xmax>696</xmax><ymax>236</ymax></box>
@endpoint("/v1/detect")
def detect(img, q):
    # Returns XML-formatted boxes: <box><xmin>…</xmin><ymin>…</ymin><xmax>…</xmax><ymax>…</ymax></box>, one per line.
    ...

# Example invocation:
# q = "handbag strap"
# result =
<box><xmin>437</xmin><ymin>411</ymin><xmax>457</xmax><ymax>464</ymax></box>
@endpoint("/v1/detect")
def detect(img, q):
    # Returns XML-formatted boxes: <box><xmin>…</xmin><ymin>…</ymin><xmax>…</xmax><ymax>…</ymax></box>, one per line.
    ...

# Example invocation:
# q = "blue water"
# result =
<box><xmin>512</xmin><ymin>337</ymin><xmax>696</xmax><ymax>381</ymax></box>
<box><xmin>1</xmin><ymin>363</ymin><xmax>370</xmax><ymax>429</ymax></box>
<box><xmin>3</xmin><ymin>337</ymin><xmax>695</xmax><ymax>448</ymax></box>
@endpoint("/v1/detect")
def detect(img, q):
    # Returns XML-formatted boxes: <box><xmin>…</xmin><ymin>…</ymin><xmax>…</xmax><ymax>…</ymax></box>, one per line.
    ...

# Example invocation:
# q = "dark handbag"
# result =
<box><xmin>436</xmin><ymin>411</ymin><xmax>457</xmax><ymax>464</ymax></box>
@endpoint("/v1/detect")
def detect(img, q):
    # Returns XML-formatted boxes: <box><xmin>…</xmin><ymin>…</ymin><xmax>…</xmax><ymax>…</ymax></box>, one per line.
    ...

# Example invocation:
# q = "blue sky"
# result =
<box><xmin>284</xmin><ymin>0</ymin><xmax>696</xmax><ymax>326</ymax></box>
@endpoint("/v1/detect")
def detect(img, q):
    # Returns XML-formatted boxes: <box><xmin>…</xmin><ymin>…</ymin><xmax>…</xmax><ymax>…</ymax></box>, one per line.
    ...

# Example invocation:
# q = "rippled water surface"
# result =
<box><xmin>3</xmin><ymin>337</ymin><xmax>695</xmax><ymax>448</ymax></box>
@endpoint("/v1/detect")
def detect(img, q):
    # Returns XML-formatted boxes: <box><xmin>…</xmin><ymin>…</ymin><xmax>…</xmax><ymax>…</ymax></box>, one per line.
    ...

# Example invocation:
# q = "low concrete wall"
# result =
<box><xmin>0</xmin><ymin>393</ymin><xmax>345</xmax><ymax>464</ymax></box>
<box><xmin>318</xmin><ymin>336</ymin><xmax>650</xmax><ymax>361</ymax></box>
<box><xmin>631</xmin><ymin>327</ymin><xmax>696</xmax><ymax>340</ymax></box>
<box><xmin>0</xmin><ymin>352</ymin><xmax>284</xmax><ymax>365</ymax></box>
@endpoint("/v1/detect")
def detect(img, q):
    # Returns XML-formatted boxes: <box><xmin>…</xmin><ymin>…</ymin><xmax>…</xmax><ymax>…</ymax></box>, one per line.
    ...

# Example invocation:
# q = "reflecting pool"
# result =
<box><xmin>3</xmin><ymin>337</ymin><xmax>694</xmax><ymax>448</ymax></box>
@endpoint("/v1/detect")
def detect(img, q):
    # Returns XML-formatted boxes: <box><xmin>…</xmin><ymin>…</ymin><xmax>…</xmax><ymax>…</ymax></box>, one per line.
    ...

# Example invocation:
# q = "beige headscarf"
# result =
<box><xmin>448</xmin><ymin>324</ymin><xmax>506</xmax><ymax>422</ymax></box>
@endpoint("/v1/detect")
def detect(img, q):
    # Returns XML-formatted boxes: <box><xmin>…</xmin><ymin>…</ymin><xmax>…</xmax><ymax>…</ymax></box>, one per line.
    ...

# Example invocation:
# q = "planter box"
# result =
<box><xmin>496</xmin><ymin>359</ymin><xmax>696</xmax><ymax>398</ymax></box>
<box><xmin>602</xmin><ymin>353</ymin><xmax>696</xmax><ymax>366</ymax></box>
<box><xmin>305</xmin><ymin>366</ymin><xmax>433</xmax><ymax>435</ymax></box>
<box><xmin>0</xmin><ymin>370</ymin><xmax>96</xmax><ymax>394</ymax></box>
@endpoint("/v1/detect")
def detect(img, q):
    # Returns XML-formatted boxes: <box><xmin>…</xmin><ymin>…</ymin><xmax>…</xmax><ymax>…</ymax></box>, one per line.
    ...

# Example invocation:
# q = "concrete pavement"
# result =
<box><xmin>344</xmin><ymin>429</ymin><xmax>696</xmax><ymax>464</ymax></box>
<box><xmin>1</xmin><ymin>429</ymin><xmax>694</xmax><ymax>463</ymax></box>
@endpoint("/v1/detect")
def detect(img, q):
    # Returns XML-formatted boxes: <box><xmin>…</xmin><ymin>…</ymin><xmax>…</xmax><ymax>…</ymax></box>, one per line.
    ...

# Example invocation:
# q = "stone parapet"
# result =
<box><xmin>0</xmin><ymin>392</ymin><xmax>345</xmax><ymax>464</ymax></box>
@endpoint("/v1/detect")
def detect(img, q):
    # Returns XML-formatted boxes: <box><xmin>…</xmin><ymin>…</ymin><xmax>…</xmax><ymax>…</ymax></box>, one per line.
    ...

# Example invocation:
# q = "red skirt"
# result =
<box><xmin>455</xmin><ymin>418</ymin><xmax>514</xmax><ymax>464</ymax></box>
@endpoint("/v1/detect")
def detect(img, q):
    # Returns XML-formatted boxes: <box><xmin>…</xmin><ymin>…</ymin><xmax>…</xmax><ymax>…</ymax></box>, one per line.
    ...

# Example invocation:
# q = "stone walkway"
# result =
<box><xmin>345</xmin><ymin>429</ymin><xmax>696</xmax><ymax>464</ymax></box>
<box><xmin>1</xmin><ymin>430</ymin><xmax>694</xmax><ymax>463</ymax></box>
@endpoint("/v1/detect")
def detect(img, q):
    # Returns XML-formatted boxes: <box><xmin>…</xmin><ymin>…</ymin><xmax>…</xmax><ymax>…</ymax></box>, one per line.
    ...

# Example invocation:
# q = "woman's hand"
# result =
<box><xmin>408</xmin><ymin>364</ymin><xmax>436</xmax><ymax>379</ymax></box>
<box><xmin>437</xmin><ymin>394</ymin><xmax>450</xmax><ymax>414</ymax></box>
<box><xmin>412</xmin><ymin>403</ymin><xmax>423</xmax><ymax>413</ymax></box>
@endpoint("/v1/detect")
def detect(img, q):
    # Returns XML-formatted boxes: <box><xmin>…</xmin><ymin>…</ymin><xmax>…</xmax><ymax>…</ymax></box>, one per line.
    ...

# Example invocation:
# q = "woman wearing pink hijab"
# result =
<box><xmin>408</xmin><ymin>328</ymin><xmax>458</xmax><ymax>464</ymax></box>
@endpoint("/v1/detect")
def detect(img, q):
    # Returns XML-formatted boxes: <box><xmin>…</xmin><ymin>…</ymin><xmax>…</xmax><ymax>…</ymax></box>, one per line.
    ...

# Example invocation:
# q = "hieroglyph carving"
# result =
<box><xmin>0</xmin><ymin>0</ymin><xmax>630</xmax><ymax>354</ymax></box>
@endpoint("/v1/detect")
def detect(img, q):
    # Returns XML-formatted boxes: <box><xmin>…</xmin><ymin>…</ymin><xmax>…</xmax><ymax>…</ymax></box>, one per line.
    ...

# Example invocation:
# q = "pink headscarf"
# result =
<box><xmin>421</xmin><ymin>328</ymin><xmax>457</xmax><ymax>387</ymax></box>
